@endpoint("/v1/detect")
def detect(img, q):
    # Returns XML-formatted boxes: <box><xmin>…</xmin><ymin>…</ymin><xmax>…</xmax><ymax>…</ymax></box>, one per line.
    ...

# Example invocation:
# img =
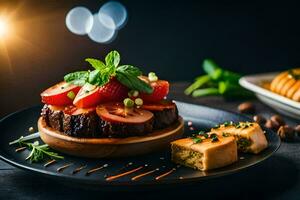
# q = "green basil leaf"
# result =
<box><xmin>105</xmin><ymin>50</ymin><xmax>120</xmax><ymax>67</ymax></box>
<box><xmin>115</xmin><ymin>72</ymin><xmax>135</xmax><ymax>88</ymax></box>
<box><xmin>116</xmin><ymin>71</ymin><xmax>153</xmax><ymax>94</ymax></box>
<box><xmin>85</xmin><ymin>58</ymin><xmax>106</xmax><ymax>70</ymax></box>
<box><xmin>117</xmin><ymin>65</ymin><xmax>142</xmax><ymax>77</ymax></box>
<box><xmin>64</xmin><ymin>71</ymin><xmax>89</xmax><ymax>83</ymax></box>
<box><xmin>101</xmin><ymin>64</ymin><xmax>117</xmax><ymax>85</ymax></box>
<box><xmin>88</xmin><ymin>69</ymin><xmax>101</xmax><ymax>85</ymax></box>
<box><xmin>70</xmin><ymin>79</ymin><xmax>87</xmax><ymax>86</ymax></box>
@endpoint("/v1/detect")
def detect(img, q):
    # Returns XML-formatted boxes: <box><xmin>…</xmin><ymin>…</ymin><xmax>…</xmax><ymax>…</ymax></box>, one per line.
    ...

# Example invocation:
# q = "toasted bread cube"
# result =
<box><xmin>171</xmin><ymin>135</ymin><xmax>238</xmax><ymax>171</ymax></box>
<box><xmin>211</xmin><ymin>122</ymin><xmax>268</xmax><ymax>154</ymax></box>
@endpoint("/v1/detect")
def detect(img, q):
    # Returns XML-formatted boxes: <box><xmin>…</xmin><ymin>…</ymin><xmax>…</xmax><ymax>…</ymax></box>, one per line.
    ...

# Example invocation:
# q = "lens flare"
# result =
<box><xmin>88</xmin><ymin>14</ymin><xmax>117</xmax><ymax>44</ymax></box>
<box><xmin>0</xmin><ymin>18</ymin><xmax>9</xmax><ymax>38</ymax></box>
<box><xmin>66</xmin><ymin>7</ymin><xmax>93</xmax><ymax>35</ymax></box>
<box><xmin>98</xmin><ymin>1</ymin><xmax>127</xmax><ymax>30</ymax></box>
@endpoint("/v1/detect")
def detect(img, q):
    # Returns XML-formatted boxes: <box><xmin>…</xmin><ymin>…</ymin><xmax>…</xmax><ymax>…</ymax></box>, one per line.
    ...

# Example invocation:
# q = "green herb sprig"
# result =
<box><xmin>185</xmin><ymin>59</ymin><xmax>253</xmax><ymax>99</ymax></box>
<box><xmin>20</xmin><ymin>141</ymin><xmax>64</xmax><ymax>163</ymax></box>
<box><xmin>9</xmin><ymin>132</ymin><xmax>40</xmax><ymax>145</ymax></box>
<box><xmin>64</xmin><ymin>51</ymin><xmax>153</xmax><ymax>94</ymax></box>
<box><xmin>9</xmin><ymin>133</ymin><xmax>63</xmax><ymax>163</ymax></box>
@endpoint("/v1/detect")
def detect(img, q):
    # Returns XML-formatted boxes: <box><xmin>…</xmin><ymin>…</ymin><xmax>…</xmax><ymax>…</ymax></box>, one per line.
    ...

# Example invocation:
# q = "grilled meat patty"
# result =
<box><xmin>41</xmin><ymin>100</ymin><xmax>179</xmax><ymax>138</ymax></box>
<box><xmin>142</xmin><ymin>101</ymin><xmax>179</xmax><ymax>129</ymax></box>
<box><xmin>100</xmin><ymin>119</ymin><xmax>154</xmax><ymax>138</ymax></box>
<box><xmin>41</xmin><ymin>105</ymin><xmax>64</xmax><ymax>132</ymax></box>
<box><xmin>63</xmin><ymin>111</ymin><xmax>99</xmax><ymax>138</ymax></box>
<box><xmin>41</xmin><ymin>105</ymin><xmax>101</xmax><ymax>138</ymax></box>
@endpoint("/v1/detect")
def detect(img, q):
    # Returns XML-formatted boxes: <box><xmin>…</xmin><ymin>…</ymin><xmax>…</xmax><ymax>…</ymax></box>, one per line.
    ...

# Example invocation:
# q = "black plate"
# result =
<box><xmin>0</xmin><ymin>101</ymin><xmax>280</xmax><ymax>187</ymax></box>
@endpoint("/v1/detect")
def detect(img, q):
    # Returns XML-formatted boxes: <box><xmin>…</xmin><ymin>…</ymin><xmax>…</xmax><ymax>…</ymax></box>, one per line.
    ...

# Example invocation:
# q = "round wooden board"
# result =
<box><xmin>38</xmin><ymin>117</ymin><xmax>184</xmax><ymax>158</ymax></box>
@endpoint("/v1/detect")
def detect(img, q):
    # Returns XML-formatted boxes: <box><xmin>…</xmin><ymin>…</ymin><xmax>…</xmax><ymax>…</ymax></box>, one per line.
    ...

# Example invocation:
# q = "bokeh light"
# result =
<box><xmin>87</xmin><ymin>14</ymin><xmax>117</xmax><ymax>44</ymax></box>
<box><xmin>65</xmin><ymin>7</ymin><xmax>93</xmax><ymax>35</ymax></box>
<box><xmin>0</xmin><ymin>17</ymin><xmax>9</xmax><ymax>38</ymax></box>
<box><xmin>98</xmin><ymin>1</ymin><xmax>127</xmax><ymax>30</ymax></box>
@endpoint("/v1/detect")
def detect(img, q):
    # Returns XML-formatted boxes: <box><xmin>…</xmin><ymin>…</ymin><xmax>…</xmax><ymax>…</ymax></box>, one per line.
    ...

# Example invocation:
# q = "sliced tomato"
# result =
<box><xmin>98</xmin><ymin>78</ymin><xmax>129</xmax><ymax>103</ymax></box>
<box><xmin>73</xmin><ymin>83</ymin><xmax>101</xmax><ymax>108</ymax></box>
<box><xmin>96</xmin><ymin>102</ymin><xmax>153</xmax><ymax>124</ymax></box>
<box><xmin>142</xmin><ymin>100</ymin><xmax>176</xmax><ymax>111</ymax></box>
<box><xmin>64</xmin><ymin>105</ymin><xmax>96</xmax><ymax>115</ymax></box>
<box><xmin>41</xmin><ymin>81</ymin><xmax>81</xmax><ymax>106</ymax></box>
<box><xmin>139</xmin><ymin>77</ymin><xmax>169</xmax><ymax>102</ymax></box>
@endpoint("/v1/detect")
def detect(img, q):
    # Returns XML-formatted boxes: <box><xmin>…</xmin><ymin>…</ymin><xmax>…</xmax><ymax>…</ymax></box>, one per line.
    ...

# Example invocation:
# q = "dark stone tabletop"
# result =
<box><xmin>1</xmin><ymin>82</ymin><xmax>299</xmax><ymax>200</ymax></box>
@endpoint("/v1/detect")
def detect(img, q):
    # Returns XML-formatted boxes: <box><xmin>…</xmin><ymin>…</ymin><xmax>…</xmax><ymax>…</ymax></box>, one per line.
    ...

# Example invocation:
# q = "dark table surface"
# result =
<box><xmin>1</xmin><ymin>82</ymin><xmax>299</xmax><ymax>200</ymax></box>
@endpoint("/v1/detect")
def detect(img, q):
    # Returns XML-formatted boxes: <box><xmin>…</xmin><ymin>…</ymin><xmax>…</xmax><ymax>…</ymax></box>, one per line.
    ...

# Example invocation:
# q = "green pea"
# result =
<box><xmin>135</xmin><ymin>98</ymin><xmax>143</xmax><ymax>106</ymax></box>
<box><xmin>123</xmin><ymin>98</ymin><xmax>134</xmax><ymax>107</ymax></box>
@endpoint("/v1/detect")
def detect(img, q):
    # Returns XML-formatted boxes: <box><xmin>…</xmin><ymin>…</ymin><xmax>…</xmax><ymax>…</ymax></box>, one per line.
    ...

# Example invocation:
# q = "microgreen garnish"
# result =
<box><xmin>234</xmin><ymin>122</ymin><xmax>253</xmax><ymax>129</ymax></box>
<box><xmin>209</xmin><ymin>133</ymin><xmax>219</xmax><ymax>142</ymax></box>
<box><xmin>222</xmin><ymin>132</ymin><xmax>230</xmax><ymax>137</ymax></box>
<box><xmin>192</xmin><ymin>137</ymin><xmax>202</xmax><ymax>144</ymax></box>
<box><xmin>223</xmin><ymin>121</ymin><xmax>233</xmax><ymax>127</ymax></box>
<box><xmin>198</xmin><ymin>131</ymin><xmax>208</xmax><ymax>138</ymax></box>
<box><xmin>64</xmin><ymin>51</ymin><xmax>153</xmax><ymax>94</ymax></box>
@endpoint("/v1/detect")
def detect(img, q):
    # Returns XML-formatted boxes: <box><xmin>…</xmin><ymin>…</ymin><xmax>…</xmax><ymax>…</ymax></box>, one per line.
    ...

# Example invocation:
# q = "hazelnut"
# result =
<box><xmin>28</xmin><ymin>126</ymin><xmax>35</xmax><ymax>133</ymax></box>
<box><xmin>270</xmin><ymin>115</ymin><xmax>285</xmax><ymax>126</ymax></box>
<box><xmin>265</xmin><ymin>119</ymin><xmax>280</xmax><ymax>131</ymax></box>
<box><xmin>238</xmin><ymin>102</ymin><xmax>255</xmax><ymax>114</ymax></box>
<box><xmin>253</xmin><ymin>115</ymin><xmax>266</xmax><ymax>125</ymax></box>
<box><xmin>294</xmin><ymin>125</ymin><xmax>300</xmax><ymax>134</ymax></box>
<box><xmin>277</xmin><ymin>125</ymin><xmax>295</xmax><ymax>141</ymax></box>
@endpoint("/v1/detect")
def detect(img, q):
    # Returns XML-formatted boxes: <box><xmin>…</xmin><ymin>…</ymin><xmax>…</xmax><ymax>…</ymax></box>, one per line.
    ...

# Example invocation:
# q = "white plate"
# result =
<box><xmin>239</xmin><ymin>72</ymin><xmax>300</xmax><ymax>119</ymax></box>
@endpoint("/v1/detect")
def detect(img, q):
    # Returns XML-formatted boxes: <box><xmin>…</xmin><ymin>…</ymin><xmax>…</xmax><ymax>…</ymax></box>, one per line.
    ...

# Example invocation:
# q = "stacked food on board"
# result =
<box><xmin>9</xmin><ymin>51</ymin><xmax>269</xmax><ymax>172</ymax></box>
<box><xmin>38</xmin><ymin>51</ymin><xmax>184</xmax><ymax>158</ymax></box>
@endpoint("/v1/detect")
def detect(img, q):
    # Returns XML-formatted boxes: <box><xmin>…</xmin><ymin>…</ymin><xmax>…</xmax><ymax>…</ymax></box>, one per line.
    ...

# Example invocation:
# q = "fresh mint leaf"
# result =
<box><xmin>105</xmin><ymin>50</ymin><xmax>120</xmax><ymax>67</ymax></box>
<box><xmin>71</xmin><ymin>79</ymin><xmax>87</xmax><ymax>86</ymax></box>
<box><xmin>63</xmin><ymin>50</ymin><xmax>152</xmax><ymax>91</ymax></box>
<box><xmin>99</xmin><ymin>66</ymin><xmax>116</xmax><ymax>86</ymax></box>
<box><xmin>88</xmin><ymin>69</ymin><xmax>101</xmax><ymax>85</ymax></box>
<box><xmin>116</xmin><ymin>64</ymin><xmax>150</xmax><ymax>93</ymax></box>
<box><xmin>64</xmin><ymin>71</ymin><xmax>89</xmax><ymax>86</ymax></box>
<box><xmin>116</xmin><ymin>70</ymin><xmax>153</xmax><ymax>94</ymax></box>
<box><xmin>117</xmin><ymin>65</ymin><xmax>142</xmax><ymax>77</ymax></box>
<box><xmin>85</xmin><ymin>58</ymin><xmax>106</xmax><ymax>70</ymax></box>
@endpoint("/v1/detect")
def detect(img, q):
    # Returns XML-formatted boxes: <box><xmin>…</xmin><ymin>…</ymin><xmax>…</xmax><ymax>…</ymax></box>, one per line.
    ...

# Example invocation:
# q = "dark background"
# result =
<box><xmin>0</xmin><ymin>0</ymin><xmax>300</xmax><ymax>117</ymax></box>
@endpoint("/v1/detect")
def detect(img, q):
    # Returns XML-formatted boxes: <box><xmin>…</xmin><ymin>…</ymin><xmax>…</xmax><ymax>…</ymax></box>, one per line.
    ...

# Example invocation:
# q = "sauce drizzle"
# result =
<box><xmin>85</xmin><ymin>164</ymin><xmax>108</xmax><ymax>176</ymax></box>
<box><xmin>131</xmin><ymin>168</ymin><xmax>159</xmax><ymax>181</ymax></box>
<box><xmin>106</xmin><ymin>166</ymin><xmax>144</xmax><ymax>181</ymax></box>
<box><xmin>72</xmin><ymin>165</ymin><xmax>87</xmax><ymax>174</ymax></box>
<box><xmin>57</xmin><ymin>163</ymin><xmax>73</xmax><ymax>172</ymax></box>
<box><xmin>44</xmin><ymin>159</ymin><xmax>56</xmax><ymax>167</ymax></box>
<box><xmin>155</xmin><ymin>168</ymin><xmax>176</xmax><ymax>180</ymax></box>
<box><xmin>15</xmin><ymin>147</ymin><xmax>27</xmax><ymax>152</ymax></box>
